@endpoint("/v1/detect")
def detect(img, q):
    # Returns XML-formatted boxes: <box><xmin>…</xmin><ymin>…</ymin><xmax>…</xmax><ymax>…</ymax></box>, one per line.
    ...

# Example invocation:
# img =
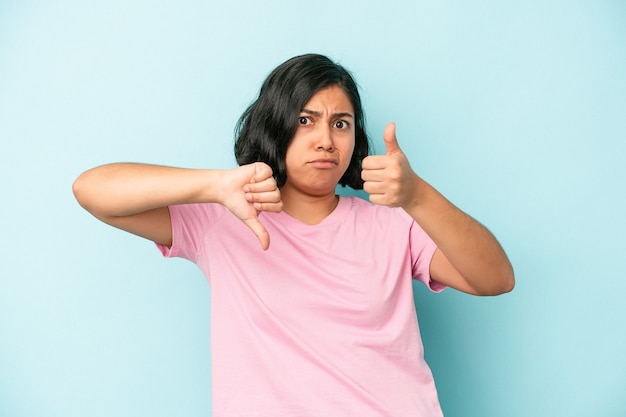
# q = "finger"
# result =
<box><xmin>244</xmin><ymin>177</ymin><xmax>279</xmax><ymax>193</ymax></box>
<box><xmin>246</xmin><ymin>190</ymin><xmax>282</xmax><ymax>205</ymax></box>
<box><xmin>383</xmin><ymin>122</ymin><xmax>402</xmax><ymax>156</ymax></box>
<box><xmin>360</xmin><ymin>168</ymin><xmax>386</xmax><ymax>182</ymax></box>
<box><xmin>362</xmin><ymin>181</ymin><xmax>388</xmax><ymax>196</ymax></box>
<box><xmin>243</xmin><ymin>218</ymin><xmax>271</xmax><ymax>250</ymax></box>
<box><xmin>244</xmin><ymin>181</ymin><xmax>281</xmax><ymax>202</ymax></box>
<box><xmin>368</xmin><ymin>193</ymin><xmax>390</xmax><ymax>207</ymax></box>
<box><xmin>361</xmin><ymin>155</ymin><xmax>389</xmax><ymax>170</ymax></box>
<box><xmin>252</xmin><ymin>162</ymin><xmax>273</xmax><ymax>183</ymax></box>
<box><xmin>253</xmin><ymin>201</ymin><xmax>283</xmax><ymax>213</ymax></box>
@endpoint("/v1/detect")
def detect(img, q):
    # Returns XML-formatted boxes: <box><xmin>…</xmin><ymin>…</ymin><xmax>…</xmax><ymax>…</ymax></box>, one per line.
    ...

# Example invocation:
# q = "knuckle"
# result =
<box><xmin>389</xmin><ymin>167</ymin><xmax>401</xmax><ymax>180</ymax></box>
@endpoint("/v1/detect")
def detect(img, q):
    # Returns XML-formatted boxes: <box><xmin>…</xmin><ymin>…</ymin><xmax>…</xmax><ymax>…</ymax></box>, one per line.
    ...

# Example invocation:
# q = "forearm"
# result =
<box><xmin>403</xmin><ymin>177</ymin><xmax>515</xmax><ymax>295</ymax></box>
<box><xmin>73</xmin><ymin>163</ymin><xmax>223</xmax><ymax>218</ymax></box>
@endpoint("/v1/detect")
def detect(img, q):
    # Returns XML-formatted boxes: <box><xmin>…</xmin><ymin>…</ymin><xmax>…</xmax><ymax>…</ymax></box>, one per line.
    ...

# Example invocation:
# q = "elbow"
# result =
<box><xmin>72</xmin><ymin>172</ymin><xmax>101</xmax><ymax>215</ymax></box>
<box><xmin>72</xmin><ymin>174</ymin><xmax>89</xmax><ymax>210</ymax></box>
<box><xmin>500</xmin><ymin>261</ymin><xmax>516</xmax><ymax>294</ymax></box>
<box><xmin>467</xmin><ymin>261</ymin><xmax>515</xmax><ymax>296</ymax></box>
<box><xmin>484</xmin><ymin>265</ymin><xmax>515</xmax><ymax>296</ymax></box>
<box><xmin>498</xmin><ymin>273</ymin><xmax>515</xmax><ymax>295</ymax></box>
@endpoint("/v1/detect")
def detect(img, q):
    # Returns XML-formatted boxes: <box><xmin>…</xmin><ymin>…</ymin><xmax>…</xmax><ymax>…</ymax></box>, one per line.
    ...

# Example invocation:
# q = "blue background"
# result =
<box><xmin>1</xmin><ymin>0</ymin><xmax>625</xmax><ymax>416</ymax></box>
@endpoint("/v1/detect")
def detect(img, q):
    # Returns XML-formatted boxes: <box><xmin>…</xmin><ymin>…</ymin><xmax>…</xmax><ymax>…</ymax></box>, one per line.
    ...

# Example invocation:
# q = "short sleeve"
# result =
<box><xmin>156</xmin><ymin>203</ymin><xmax>228</xmax><ymax>263</ymax></box>
<box><xmin>408</xmin><ymin>219</ymin><xmax>446</xmax><ymax>293</ymax></box>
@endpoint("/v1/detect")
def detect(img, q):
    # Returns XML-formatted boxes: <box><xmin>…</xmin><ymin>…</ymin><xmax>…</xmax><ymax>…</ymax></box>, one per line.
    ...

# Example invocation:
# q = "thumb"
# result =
<box><xmin>383</xmin><ymin>122</ymin><xmax>402</xmax><ymax>155</ymax></box>
<box><xmin>243</xmin><ymin>217</ymin><xmax>270</xmax><ymax>251</ymax></box>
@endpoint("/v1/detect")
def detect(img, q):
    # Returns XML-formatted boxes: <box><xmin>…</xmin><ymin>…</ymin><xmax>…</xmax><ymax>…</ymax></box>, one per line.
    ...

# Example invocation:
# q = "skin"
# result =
<box><xmin>280</xmin><ymin>86</ymin><xmax>356</xmax><ymax>225</ymax></box>
<box><xmin>361</xmin><ymin>122</ymin><xmax>514</xmax><ymax>295</ymax></box>
<box><xmin>73</xmin><ymin>86</ymin><xmax>514</xmax><ymax>296</ymax></box>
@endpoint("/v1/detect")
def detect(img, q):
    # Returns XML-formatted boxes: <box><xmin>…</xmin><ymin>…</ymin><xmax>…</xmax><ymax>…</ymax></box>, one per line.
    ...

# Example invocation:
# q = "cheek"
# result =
<box><xmin>344</xmin><ymin>137</ymin><xmax>356</xmax><ymax>161</ymax></box>
<box><xmin>284</xmin><ymin>150</ymin><xmax>296</xmax><ymax>173</ymax></box>
<box><xmin>284</xmin><ymin>143</ymin><xmax>304</xmax><ymax>175</ymax></box>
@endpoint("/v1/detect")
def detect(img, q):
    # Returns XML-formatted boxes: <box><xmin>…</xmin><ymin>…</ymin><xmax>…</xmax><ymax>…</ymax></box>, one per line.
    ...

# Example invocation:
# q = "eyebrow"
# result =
<box><xmin>300</xmin><ymin>108</ymin><xmax>354</xmax><ymax>119</ymax></box>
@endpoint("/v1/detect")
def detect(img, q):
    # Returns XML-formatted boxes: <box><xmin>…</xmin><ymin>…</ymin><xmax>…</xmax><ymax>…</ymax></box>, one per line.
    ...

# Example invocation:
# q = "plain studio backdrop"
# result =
<box><xmin>1</xmin><ymin>1</ymin><xmax>625</xmax><ymax>416</ymax></box>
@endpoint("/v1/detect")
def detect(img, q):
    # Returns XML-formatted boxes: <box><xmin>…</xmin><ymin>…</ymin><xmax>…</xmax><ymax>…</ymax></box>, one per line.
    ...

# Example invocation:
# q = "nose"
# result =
<box><xmin>316</xmin><ymin>125</ymin><xmax>334</xmax><ymax>151</ymax></box>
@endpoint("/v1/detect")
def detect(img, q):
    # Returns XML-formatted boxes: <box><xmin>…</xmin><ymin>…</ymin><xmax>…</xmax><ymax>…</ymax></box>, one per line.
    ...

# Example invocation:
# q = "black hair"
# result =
<box><xmin>234</xmin><ymin>53</ymin><xmax>370</xmax><ymax>189</ymax></box>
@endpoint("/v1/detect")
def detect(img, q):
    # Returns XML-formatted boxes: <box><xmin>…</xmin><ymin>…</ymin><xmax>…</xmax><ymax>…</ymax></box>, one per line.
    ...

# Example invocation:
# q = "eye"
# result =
<box><xmin>299</xmin><ymin>116</ymin><xmax>312</xmax><ymax>125</ymax></box>
<box><xmin>334</xmin><ymin>120</ymin><xmax>349</xmax><ymax>129</ymax></box>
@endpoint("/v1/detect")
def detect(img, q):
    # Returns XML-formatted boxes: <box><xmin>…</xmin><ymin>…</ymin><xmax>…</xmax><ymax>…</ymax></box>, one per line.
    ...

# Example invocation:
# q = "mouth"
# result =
<box><xmin>308</xmin><ymin>158</ymin><xmax>338</xmax><ymax>168</ymax></box>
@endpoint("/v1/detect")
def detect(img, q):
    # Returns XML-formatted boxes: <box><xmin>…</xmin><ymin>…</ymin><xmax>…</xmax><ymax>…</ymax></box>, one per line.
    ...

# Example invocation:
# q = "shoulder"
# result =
<box><xmin>343</xmin><ymin>196</ymin><xmax>412</xmax><ymax>224</ymax></box>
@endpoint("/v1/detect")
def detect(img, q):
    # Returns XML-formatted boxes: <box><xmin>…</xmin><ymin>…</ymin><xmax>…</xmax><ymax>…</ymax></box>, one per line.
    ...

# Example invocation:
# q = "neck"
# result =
<box><xmin>280</xmin><ymin>185</ymin><xmax>339</xmax><ymax>225</ymax></box>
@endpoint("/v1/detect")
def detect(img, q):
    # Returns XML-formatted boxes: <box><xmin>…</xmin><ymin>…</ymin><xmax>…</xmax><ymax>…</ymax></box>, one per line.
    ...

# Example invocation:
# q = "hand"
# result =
<box><xmin>361</xmin><ymin>122</ymin><xmax>419</xmax><ymax>208</ymax></box>
<box><xmin>221</xmin><ymin>162</ymin><xmax>282</xmax><ymax>250</ymax></box>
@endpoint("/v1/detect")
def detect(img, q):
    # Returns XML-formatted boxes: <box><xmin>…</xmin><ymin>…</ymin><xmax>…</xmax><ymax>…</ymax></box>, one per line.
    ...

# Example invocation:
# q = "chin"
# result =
<box><xmin>304</xmin><ymin>183</ymin><xmax>338</xmax><ymax>197</ymax></box>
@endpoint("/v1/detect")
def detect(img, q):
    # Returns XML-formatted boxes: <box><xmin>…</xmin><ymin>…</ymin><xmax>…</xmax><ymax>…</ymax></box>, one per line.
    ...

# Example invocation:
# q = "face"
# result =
<box><xmin>283</xmin><ymin>86</ymin><xmax>356</xmax><ymax>197</ymax></box>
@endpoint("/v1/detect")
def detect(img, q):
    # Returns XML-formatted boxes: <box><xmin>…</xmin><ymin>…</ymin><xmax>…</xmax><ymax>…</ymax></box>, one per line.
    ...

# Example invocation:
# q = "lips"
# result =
<box><xmin>310</xmin><ymin>158</ymin><xmax>338</xmax><ymax>164</ymax></box>
<box><xmin>309</xmin><ymin>158</ymin><xmax>338</xmax><ymax>168</ymax></box>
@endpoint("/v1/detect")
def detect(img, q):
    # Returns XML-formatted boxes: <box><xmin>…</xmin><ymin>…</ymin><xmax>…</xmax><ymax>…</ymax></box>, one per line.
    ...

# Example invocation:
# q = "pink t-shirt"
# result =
<box><xmin>158</xmin><ymin>196</ymin><xmax>445</xmax><ymax>416</ymax></box>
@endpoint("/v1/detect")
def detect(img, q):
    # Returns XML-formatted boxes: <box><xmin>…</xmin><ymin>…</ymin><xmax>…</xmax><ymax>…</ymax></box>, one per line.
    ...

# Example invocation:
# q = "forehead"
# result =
<box><xmin>302</xmin><ymin>86</ymin><xmax>354</xmax><ymax>113</ymax></box>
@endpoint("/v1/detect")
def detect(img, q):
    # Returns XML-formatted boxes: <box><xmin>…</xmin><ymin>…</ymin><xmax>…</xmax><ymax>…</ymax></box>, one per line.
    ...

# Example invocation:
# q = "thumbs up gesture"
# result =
<box><xmin>361</xmin><ymin>122</ymin><xmax>419</xmax><ymax>208</ymax></box>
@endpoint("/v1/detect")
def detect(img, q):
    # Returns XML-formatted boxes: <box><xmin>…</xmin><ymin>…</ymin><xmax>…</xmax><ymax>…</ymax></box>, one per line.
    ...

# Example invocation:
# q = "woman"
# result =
<box><xmin>73</xmin><ymin>53</ymin><xmax>514</xmax><ymax>416</ymax></box>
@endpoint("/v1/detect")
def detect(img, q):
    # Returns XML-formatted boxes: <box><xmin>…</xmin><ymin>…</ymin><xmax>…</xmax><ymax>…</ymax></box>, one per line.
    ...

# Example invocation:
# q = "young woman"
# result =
<box><xmin>73</xmin><ymin>53</ymin><xmax>514</xmax><ymax>416</ymax></box>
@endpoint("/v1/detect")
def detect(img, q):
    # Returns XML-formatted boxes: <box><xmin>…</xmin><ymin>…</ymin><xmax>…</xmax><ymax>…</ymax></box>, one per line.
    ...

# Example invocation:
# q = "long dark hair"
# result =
<box><xmin>234</xmin><ymin>53</ymin><xmax>370</xmax><ymax>189</ymax></box>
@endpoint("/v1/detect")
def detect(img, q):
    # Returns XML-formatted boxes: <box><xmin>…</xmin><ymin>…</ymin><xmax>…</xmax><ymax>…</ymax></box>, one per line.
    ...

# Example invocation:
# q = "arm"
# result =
<box><xmin>361</xmin><ymin>123</ymin><xmax>514</xmax><ymax>296</ymax></box>
<box><xmin>72</xmin><ymin>162</ymin><xmax>282</xmax><ymax>249</ymax></box>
